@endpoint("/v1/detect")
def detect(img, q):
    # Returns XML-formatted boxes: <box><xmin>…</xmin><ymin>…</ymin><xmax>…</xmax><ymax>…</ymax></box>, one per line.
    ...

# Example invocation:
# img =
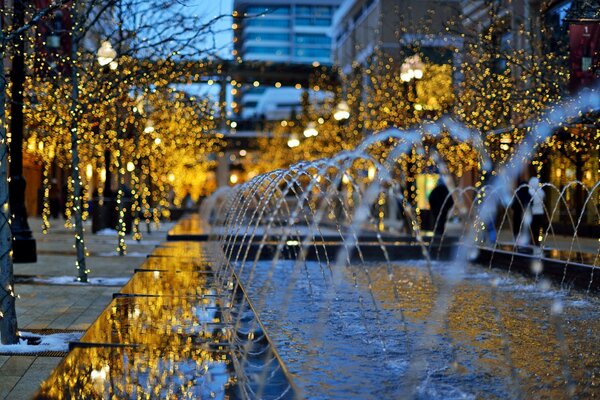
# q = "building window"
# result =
<box><xmin>246</xmin><ymin>32</ymin><xmax>290</xmax><ymax>42</ymax></box>
<box><xmin>246</xmin><ymin>87</ymin><xmax>267</xmax><ymax>95</ymax></box>
<box><xmin>296</xmin><ymin>6</ymin><xmax>332</xmax><ymax>16</ymax></box>
<box><xmin>295</xmin><ymin>48</ymin><xmax>330</xmax><ymax>58</ymax></box>
<box><xmin>246</xmin><ymin>18</ymin><xmax>290</xmax><ymax>28</ymax></box>
<box><xmin>295</xmin><ymin>33</ymin><xmax>331</xmax><ymax>45</ymax></box>
<box><xmin>246</xmin><ymin>46</ymin><xmax>291</xmax><ymax>56</ymax></box>
<box><xmin>295</xmin><ymin>17</ymin><xmax>331</xmax><ymax>27</ymax></box>
<box><xmin>247</xmin><ymin>6</ymin><xmax>290</xmax><ymax>15</ymax></box>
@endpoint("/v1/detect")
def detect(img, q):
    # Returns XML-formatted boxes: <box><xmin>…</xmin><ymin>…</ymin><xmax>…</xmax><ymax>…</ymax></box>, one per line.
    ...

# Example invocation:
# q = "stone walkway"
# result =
<box><xmin>0</xmin><ymin>217</ymin><xmax>174</xmax><ymax>400</ymax></box>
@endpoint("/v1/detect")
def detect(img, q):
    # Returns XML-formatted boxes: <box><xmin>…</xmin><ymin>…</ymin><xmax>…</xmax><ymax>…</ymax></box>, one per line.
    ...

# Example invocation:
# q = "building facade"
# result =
<box><xmin>233</xmin><ymin>0</ymin><xmax>342</xmax><ymax>119</ymax></box>
<box><xmin>333</xmin><ymin>0</ymin><xmax>462</xmax><ymax>72</ymax></box>
<box><xmin>330</xmin><ymin>0</ymin><xmax>598</xmax><ymax>234</ymax></box>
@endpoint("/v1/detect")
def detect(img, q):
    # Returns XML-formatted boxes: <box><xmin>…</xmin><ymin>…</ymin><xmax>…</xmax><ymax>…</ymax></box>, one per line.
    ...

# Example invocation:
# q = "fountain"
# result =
<box><xmin>36</xmin><ymin>89</ymin><xmax>599</xmax><ymax>398</ymax></box>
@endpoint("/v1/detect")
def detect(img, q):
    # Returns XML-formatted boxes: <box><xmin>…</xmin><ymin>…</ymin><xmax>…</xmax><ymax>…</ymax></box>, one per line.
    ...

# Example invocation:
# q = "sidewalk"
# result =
<box><xmin>0</xmin><ymin>217</ymin><xmax>174</xmax><ymax>400</ymax></box>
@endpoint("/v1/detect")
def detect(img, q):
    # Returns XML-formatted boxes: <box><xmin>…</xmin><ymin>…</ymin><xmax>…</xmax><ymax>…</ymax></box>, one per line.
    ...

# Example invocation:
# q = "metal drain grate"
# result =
<box><xmin>0</xmin><ymin>350</ymin><xmax>68</xmax><ymax>357</ymax></box>
<box><xmin>25</xmin><ymin>328</ymin><xmax>82</xmax><ymax>335</ymax></box>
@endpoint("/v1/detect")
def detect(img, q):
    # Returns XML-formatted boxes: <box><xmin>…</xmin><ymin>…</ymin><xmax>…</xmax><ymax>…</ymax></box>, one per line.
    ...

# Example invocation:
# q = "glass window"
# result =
<box><xmin>313</xmin><ymin>6</ymin><xmax>332</xmax><ymax>16</ymax></box>
<box><xmin>246</xmin><ymin>46</ymin><xmax>290</xmax><ymax>56</ymax></box>
<box><xmin>296</xmin><ymin>6</ymin><xmax>333</xmax><ymax>17</ymax></box>
<box><xmin>246</xmin><ymin>87</ymin><xmax>266</xmax><ymax>95</ymax></box>
<box><xmin>247</xmin><ymin>6</ymin><xmax>290</xmax><ymax>15</ymax></box>
<box><xmin>295</xmin><ymin>17</ymin><xmax>331</xmax><ymax>27</ymax></box>
<box><xmin>295</xmin><ymin>34</ymin><xmax>331</xmax><ymax>45</ymax></box>
<box><xmin>296</xmin><ymin>6</ymin><xmax>332</xmax><ymax>16</ymax></box>
<box><xmin>294</xmin><ymin>48</ymin><xmax>330</xmax><ymax>58</ymax></box>
<box><xmin>247</xmin><ymin>32</ymin><xmax>290</xmax><ymax>42</ymax></box>
<box><xmin>246</xmin><ymin>18</ymin><xmax>290</xmax><ymax>28</ymax></box>
<box><xmin>296</xmin><ymin>6</ymin><xmax>311</xmax><ymax>15</ymax></box>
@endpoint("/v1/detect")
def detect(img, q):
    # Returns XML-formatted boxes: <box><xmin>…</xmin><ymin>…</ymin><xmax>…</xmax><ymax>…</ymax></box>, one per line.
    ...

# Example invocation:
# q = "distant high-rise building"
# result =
<box><xmin>233</xmin><ymin>0</ymin><xmax>342</xmax><ymax>119</ymax></box>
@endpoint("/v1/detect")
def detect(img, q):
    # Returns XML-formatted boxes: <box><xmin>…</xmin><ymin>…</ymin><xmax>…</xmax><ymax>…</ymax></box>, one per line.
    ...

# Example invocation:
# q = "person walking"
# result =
<box><xmin>511</xmin><ymin>181</ymin><xmax>532</xmax><ymax>244</ymax></box>
<box><xmin>528</xmin><ymin>177</ymin><xmax>545</xmax><ymax>245</ymax></box>
<box><xmin>429</xmin><ymin>178</ymin><xmax>454</xmax><ymax>235</ymax></box>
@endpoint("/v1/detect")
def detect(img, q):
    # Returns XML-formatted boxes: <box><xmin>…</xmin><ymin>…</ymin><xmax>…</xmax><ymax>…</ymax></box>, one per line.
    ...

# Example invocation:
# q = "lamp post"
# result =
<box><xmin>97</xmin><ymin>41</ymin><xmax>117</xmax><ymax>198</ymax></box>
<box><xmin>400</xmin><ymin>54</ymin><xmax>424</xmax><ymax>115</ymax></box>
<box><xmin>92</xmin><ymin>41</ymin><xmax>118</xmax><ymax>233</ymax></box>
<box><xmin>303</xmin><ymin>122</ymin><xmax>319</xmax><ymax>138</ymax></box>
<box><xmin>10</xmin><ymin>0</ymin><xmax>36</xmax><ymax>263</ymax></box>
<box><xmin>287</xmin><ymin>132</ymin><xmax>300</xmax><ymax>148</ymax></box>
<box><xmin>333</xmin><ymin>101</ymin><xmax>350</xmax><ymax>121</ymax></box>
<box><xmin>400</xmin><ymin>54</ymin><xmax>424</xmax><ymax>208</ymax></box>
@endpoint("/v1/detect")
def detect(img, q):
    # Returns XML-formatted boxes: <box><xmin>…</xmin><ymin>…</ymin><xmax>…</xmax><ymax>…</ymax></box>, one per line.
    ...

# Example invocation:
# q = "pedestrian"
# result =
<box><xmin>511</xmin><ymin>180</ymin><xmax>532</xmax><ymax>244</ymax></box>
<box><xmin>428</xmin><ymin>177</ymin><xmax>454</xmax><ymax>235</ymax></box>
<box><xmin>528</xmin><ymin>176</ymin><xmax>545</xmax><ymax>245</ymax></box>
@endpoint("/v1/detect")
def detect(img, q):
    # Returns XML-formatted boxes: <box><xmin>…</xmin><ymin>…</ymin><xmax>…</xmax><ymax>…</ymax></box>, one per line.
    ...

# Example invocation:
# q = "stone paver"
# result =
<box><xmin>1</xmin><ymin>216</ymin><xmax>174</xmax><ymax>400</ymax></box>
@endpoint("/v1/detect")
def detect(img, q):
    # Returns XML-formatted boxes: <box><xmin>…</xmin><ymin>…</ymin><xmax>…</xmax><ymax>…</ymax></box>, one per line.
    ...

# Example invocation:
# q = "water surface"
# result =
<box><xmin>239</xmin><ymin>260</ymin><xmax>600</xmax><ymax>399</ymax></box>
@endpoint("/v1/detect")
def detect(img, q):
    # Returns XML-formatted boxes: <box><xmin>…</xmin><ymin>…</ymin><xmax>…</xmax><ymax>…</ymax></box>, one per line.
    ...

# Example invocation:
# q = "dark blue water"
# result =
<box><xmin>238</xmin><ymin>260</ymin><xmax>600</xmax><ymax>399</ymax></box>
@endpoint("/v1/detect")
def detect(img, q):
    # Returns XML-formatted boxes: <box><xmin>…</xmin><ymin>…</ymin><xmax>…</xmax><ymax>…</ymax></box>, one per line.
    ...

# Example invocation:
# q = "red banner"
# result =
<box><xmin>569</xmin><ymin>23</ymin><xmax>600</xmax><ymax>92</ymax></box>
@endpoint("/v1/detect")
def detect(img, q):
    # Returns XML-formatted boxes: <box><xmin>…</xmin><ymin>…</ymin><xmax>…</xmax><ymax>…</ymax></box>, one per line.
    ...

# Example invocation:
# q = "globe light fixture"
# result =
<box><xmin>97</xmin><ymin>40</ymin><xmax>117</xmax><ymax>67</ymax></box>
<box><xmin>144</xmin><ymin>120</ymin><xmax>155</xmax><ymax>134</ymax></box>
<box><xmin>46</xmin><ymin>34</ymin><xmax>61</xmax><ymax>49</ymax></box>
<box><xmin>287</xmin><ymin>133</ymin><xmax>300</xmax><ymax>148</ymax></box>
<box><xmin>333</xmin><ymin>101</ymin><xmax>350</xmax><ymax>121</ymax></box>
<box><xmin>303</xmin><ymin>122</ymin><xmax>319</xmax><ymax>137</ymax></box>
<box><xmin>401</xmin><ymin>54</ymin><xmax>424</xmax><ymax>82</ymax></box>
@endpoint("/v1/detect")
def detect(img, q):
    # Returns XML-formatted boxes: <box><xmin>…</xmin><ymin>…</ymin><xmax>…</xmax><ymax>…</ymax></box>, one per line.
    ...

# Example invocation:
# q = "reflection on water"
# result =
<box><xmin>36</xmin><ymin>242</ymin><xmax>297</xmax><ymax>400</ymax></box>
<box><xmin>36</xmin><ymin>345</ymin><xmax>232</xmax><ymax>399</ymax></box>
<box><xmin>36</xmin><ymin>261</ymin><xmax>237</xmax><ymax>399</ymax></box>
<box><xmin>80</xmin><ymin>296</ymin><xmax>229</xmax><ymax>346</ymax></box>
<box><xmin>241</xmin><ymin>260</ymin><xmax>600</xmax><ymax>399</ymax></box>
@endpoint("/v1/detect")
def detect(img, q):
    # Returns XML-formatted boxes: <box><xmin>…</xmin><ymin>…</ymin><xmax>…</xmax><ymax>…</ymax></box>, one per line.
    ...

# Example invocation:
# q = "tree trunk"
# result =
<box><xmin>115</xmin><ymin>143</ymin><xmax>127</xmax><ymax>256</ymax></box>
<box><xmin>69</xmin><ymin>26</ymin><xmax>88</xmax><ymax>283</ymax></box>
<box><xmin>0</xmin><ymin>46</ymin><xmax>19</xmax><ymax>344</ymax></box>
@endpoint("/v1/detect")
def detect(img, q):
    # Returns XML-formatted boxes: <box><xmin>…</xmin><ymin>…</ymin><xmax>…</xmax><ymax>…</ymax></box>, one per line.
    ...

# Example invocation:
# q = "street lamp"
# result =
<box><xmin>287</xmin><ymin>133</ymin><xmax>300</xmax><ymax>148</ymax></box>
<box><xmin>333</xmin><ymin>101</ymin><xmax>350</xmax><ymax>121</ymax></box>
<box><xmin>400</xmin><ymin>54</ymin><xmax>425</xmax><ymax>112</ymax></box>
<box><xmin>45</xmin><ymin>11</ymin><xmax>65</xmax><ymax>49</ymax></box>
<box><xmin>400</xmin><ymin>54</ymin><xmax>425</xmax><ymax>208</ymax></box>
<box><xmin>9</xmin><ymin>0</ymin><xmax>36</xmax><ymax>262</ymax></box>
<box><xmin>91</xmin><ymin>41</ymin><xmax>120</xmax><ymax>234</ymax></box>
<box><xmin>97</xmin><ymin>40</ymin><xmax>117</xmax><ymax>70</ymax></box>
<box><xmin>303</xmin><ymin>122</ymin><xmax>319</xmax><ymax>137</ymax></box>
<box><xmin>97</xmin><ymin>43</ymin><xmax>118</xmax><ymax>198</ymax></box>
<box><xmin>144</xmin><ymin>119</ymin><xmax>155</xmax><ymax>134</ymax></box>
<box><xmin>400</xmin><ymin>54</ymin><xmax>424</xmax><ymax>83</ymax></box>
